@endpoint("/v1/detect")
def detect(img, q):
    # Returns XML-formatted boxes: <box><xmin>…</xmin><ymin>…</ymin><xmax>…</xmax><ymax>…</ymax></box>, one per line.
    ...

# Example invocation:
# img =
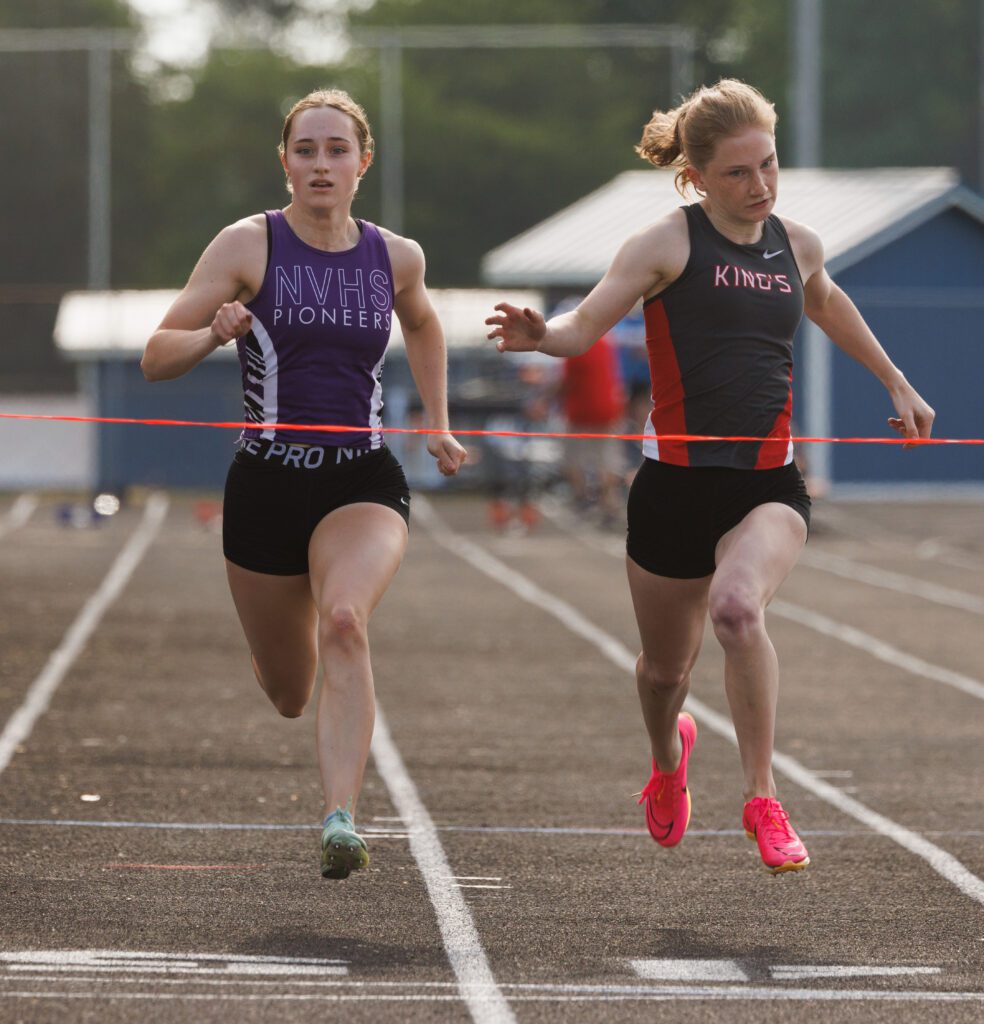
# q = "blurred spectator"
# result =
<box><xmin>559</xmin><ymin>323</ymin><xmax>627</xmax><ymax>527</ymax></box>
<box><xmin>485</xmin><ymin>352</ymin><xmax>559</xmax><ymax>532</ymax></box>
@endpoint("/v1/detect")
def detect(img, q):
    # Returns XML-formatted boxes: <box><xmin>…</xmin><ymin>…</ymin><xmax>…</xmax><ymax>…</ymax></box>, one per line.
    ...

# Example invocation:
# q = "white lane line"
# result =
<box><xmin>0</xmin><ymin>973</ymin><xmax>944</xmax><ymax>990</ymax></box>
<box><xmin>0</xmin><ymin>950</ymin><xmax>347</xmax><ymax>976</ymax></box>
<box><xmin>798</xmin><ymin>549</ymin><xmax>984</xmax><ymax>615</ymax></box>
<box><xmin>414</xmin><ymin>498</ymin><xmax>984</xmax><ymax>908</ymax></box>
<box><xmin>631</xmin><ymin>959</ymin><xmax>748</xmax><ymax>982</ymax></box>
<box><xmin>0</xmin><ymin>493</ymin><xmax>169</xmax><ymax>777</ymax></box>
<box><xmin>0</xmin><ymin>819</ymin><xmax>319</xmax><ymax>831</ymax></box>
<box><xmin>370</xmin><ymin>706</ymin><xmax>516</xmax><ymax>1024</ymax></box>
<box><xmin>6</xmin><ymin>964</ymin><xmax>350</xmax><ymax>977</ymax></box>
<box><xmin>0</xmin><ymin>493</ymin><xmax>39</xmax><ymax>540</ymax></box>
<box><xmin>632</xmin><ymin>959</ymin><xmax>942</xmax><ymax>984</ymax></box>
<box><xmin>541</xmin><ymin>503</ymin><xmax>984</xmax><ymax>701</ymax></box>
<box><xmin>771</xmin><ymin>600</ymin><xmax>984</xmax><ymax>702</ymax></box>
<box><xmin>1</xmin><ymin>987</ymin><xmax>982</xmax><ymax>1004</ymax></box>
<box><xmin>770</xmin><ymin>965</ymin><xmax>941</xmax><ymax>981</ymax></box>
<box><xmin>3</xmin><ymin>816</ymin><xmax>983</xmax><ymax>839</ymax></box>
<box><xmin>816</xmin><ymin>505</ymin><xmax>984</xmax><ymax>573</ymax></box>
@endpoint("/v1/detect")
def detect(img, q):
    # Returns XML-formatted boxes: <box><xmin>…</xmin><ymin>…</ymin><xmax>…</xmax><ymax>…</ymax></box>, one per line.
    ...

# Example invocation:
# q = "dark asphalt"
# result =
<box><xmin>0</xmin><ymin>490</ymin><xmax>982</xmax><ymax>1023</ymax></box>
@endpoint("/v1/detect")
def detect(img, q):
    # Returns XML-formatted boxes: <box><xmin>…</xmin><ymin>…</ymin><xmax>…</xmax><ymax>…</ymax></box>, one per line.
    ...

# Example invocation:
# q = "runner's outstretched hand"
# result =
<box><xmin>485</xmin><ymin>303</ymin><xmax>547</xmax><ymax>353</ymax></box>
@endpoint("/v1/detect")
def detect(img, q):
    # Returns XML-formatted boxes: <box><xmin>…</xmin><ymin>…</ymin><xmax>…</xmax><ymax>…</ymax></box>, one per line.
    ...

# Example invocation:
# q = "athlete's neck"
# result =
<box><xmin>282</xmin><ymin>204</ymin><xmax>361</xmax><ymax>252</ymax></box>
<box><xmin>699</xmin><ymin>200</ymin><xmax>766</xmax><ymax>246</ymax></box>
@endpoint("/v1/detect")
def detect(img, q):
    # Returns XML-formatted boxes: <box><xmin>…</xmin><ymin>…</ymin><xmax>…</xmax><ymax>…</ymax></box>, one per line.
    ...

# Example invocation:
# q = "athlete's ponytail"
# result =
<box><xmin>637</xmin><ymin>79</ymin><xmax>777</xmax><ymax>196</ymax></box>
<box><xmin>636</xmin><ymin>103</ymin><xmax>691</xmax><ymax>194</ymax></box>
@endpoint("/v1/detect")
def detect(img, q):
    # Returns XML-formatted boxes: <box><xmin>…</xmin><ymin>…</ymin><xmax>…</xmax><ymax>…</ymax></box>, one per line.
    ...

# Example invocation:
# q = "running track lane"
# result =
<box><xmin>0</xmin><ymin>491</ymin><xmax>516</xmax><ymax>1024</ymax></box>
<box><xmin>0</xmin><ymin>493</ymin><xmax>169</xmax><ymax>776</ymax></box>
<box><xmin>412</xmin><ymin>496</ymin><xmax>984</xmax><ymax>908</ymax></box>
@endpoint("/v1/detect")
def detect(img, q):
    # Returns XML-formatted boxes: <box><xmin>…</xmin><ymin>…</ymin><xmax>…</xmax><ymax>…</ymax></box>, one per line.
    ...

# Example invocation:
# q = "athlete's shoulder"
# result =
<box><xmin>614</xmin><ymin>206</ymin><xmax>690</xmax><ymax>289</ymax></box>
<box><xmin>614</xmin><ymin>206</ymin><xmax>687</xmax><ymax>260</ymax></box>
<box><xmin>191</xmin><ymin>214</ymin><xmax>268</xmax><ymax>300</ymax></box>
<box><xmin>210</xmin><ymin>213</ymin><xmax>268</xmax><ymax>256</ymax></box>
<box><xmin>376</xmin><ymin>225</ymin><xmax>422</xmax><ymax>258</ymax></box>
<box><xmin>775</xmin><ymin>214</ymin><xmax>824</xmax><ymax>280</ymax></box>
<box><xmin>632</xmin><ymin>205</ymin><xmax>690</xmax><ymax>245</ymax></box>
<box><xmin>376</xmin><ymin>227</ymin><xmax>425</xmax><ymax>286</ymax></box>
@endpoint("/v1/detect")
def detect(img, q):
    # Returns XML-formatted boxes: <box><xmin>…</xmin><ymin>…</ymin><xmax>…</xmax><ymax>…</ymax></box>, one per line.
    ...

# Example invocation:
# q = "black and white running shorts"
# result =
<box><xmin>223</xmin><ymin>438</ymin><xmax>411</xmax><ymax>576</ymax></box>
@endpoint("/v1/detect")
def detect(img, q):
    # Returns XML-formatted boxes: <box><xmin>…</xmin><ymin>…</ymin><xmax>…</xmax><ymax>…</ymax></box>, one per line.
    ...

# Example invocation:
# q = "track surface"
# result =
<box><xmin>1</xmin><ymin>488</ymin><xmax>982</xmax><ymax>1023</ymax></box>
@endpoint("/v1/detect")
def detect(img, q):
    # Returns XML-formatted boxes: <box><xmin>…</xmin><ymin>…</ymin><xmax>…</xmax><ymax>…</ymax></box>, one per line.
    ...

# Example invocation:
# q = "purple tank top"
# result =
<box><xmin>238</xmin><ymin>210</ymin><xmax>394</xmax><ymax>448</ymax></box>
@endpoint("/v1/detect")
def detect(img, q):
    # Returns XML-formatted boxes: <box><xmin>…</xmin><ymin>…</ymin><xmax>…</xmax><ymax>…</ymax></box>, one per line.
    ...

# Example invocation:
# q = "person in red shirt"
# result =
<box><xmin>559</xmin><ymin>322</ymin><xmax>627</xmax><ymax>525</ymax></box>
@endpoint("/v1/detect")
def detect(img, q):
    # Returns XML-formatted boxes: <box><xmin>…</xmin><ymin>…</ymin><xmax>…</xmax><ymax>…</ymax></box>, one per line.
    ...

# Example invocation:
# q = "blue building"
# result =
<box><xmin>482</xmin><ymin>168</ymin><xmax>984</xmax><ymax>493</ymax></box>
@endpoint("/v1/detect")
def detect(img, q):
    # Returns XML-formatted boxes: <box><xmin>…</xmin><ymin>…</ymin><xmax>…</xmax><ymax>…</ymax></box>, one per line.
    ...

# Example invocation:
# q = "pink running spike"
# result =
<box><xmin>742</xmin><ymin>796</ymin><xmax>810</xmax><ymax>874</ymax></box>
<box><xmin>638</xmin><ymin>713</ymin><xmax>697</xmax><ymax>848</ymax></box>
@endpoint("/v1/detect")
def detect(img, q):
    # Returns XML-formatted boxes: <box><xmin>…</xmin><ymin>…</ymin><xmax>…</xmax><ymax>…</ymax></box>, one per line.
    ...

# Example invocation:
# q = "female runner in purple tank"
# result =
<box><xmin>142</xmin><ymin>89</ymin><xmax>466</xmax><ymax>879</ymax></box>
<box><xmin>487</xmin><ymin>79</ymin><xmax>934</xmax><ymax>875</ymax></box>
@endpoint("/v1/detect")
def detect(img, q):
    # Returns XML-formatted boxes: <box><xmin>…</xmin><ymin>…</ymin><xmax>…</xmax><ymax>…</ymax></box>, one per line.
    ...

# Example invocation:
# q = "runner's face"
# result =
<box><xmin>688</xmin><ymin>127</ymin><xmax>778</xmax><ymax>224</ymax></box>
<box><xmin>280</xmin><ymin>107</ymin><xmax>371</xmax><ymax>208</ymax></box>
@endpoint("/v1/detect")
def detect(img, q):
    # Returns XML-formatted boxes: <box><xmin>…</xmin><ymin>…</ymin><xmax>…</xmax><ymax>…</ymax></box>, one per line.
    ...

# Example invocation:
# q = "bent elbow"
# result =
<box><xmin>140</xmin><ymin>343</ymin><xmax>164</xmax><ymax>382</ymax></box>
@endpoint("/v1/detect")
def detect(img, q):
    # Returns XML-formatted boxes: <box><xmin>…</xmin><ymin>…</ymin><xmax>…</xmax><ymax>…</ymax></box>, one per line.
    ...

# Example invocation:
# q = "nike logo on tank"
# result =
<box><xmin>763</xmin><ymin>249</ymin><xmax>784</xmax><ymax>259</ymax></box>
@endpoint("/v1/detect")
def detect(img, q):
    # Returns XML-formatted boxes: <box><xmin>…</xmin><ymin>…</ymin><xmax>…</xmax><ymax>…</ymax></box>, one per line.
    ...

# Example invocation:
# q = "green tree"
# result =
<box><xmin>134</xmin><ymin>49</ymin><xmax>378</xmax><ymax>285</ymax></box>
<box><xmin>0</xmin><ymin>0</ymin><xmax>150</xmax><ymax>390</ymax></box>
<box><xmin>822</xmin><ymin>0</ymin><xmax>978</xmax><ymax>176</ymax></box>
<box><xmin>343</xmin><ymin>0</ymin><xmax>788</xmax><ymax>283</ymax></box>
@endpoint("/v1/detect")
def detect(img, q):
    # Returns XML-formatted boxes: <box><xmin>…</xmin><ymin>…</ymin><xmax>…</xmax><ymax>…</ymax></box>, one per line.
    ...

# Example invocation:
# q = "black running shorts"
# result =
<box><xmin>223</xmin><ymin>439</ymin><xmax>411</xmax><ymax>576</ymax></box>
<box><xmin>626</xmin><ymin>458</ymin><xmax>811</xmax><ymax>579</ymax></box>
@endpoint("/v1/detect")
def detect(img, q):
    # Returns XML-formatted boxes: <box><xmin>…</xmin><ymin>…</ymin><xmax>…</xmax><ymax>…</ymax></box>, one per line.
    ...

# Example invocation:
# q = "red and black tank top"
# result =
<box><xmin>642</xmin><ymin>204</ymin><xmax>804</xmax><ymax>469</ymax></box>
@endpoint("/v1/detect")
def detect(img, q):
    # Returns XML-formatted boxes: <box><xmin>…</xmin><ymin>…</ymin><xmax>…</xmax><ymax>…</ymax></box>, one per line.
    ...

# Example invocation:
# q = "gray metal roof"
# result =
<box><xmin>481</xmin><ymin>167</ymin><xmax>984</xmax><ymax>287</ymax></box>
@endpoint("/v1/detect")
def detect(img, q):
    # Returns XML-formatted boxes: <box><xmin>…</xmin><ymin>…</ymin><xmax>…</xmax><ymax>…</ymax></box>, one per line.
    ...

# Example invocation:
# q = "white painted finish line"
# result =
<box><xmin>771</xmin><ymin>965</ymin><xmax>941</xmax><ymax>981</ymax></box>
<box><xmin>414</xmin><ymin>498</ymin><xmax>984</xmax><ymax>908</ymax></box>
<box><xmin>0</xmin><ymin>950</ymin><xmax>347</xmax><ymax>977</ymax></box>
<box><xmin>632</xmin><ymin>959</ymin><xmax>748</xmax><ymax>982</ymax></box>
<box><xmin>2</xmin><ymin>986</ymin><xmax>981</xmax><ymax>1005</ymax></box>
<box><xmin>631</xmin><ymin>959</ymin><xmax>942</xmax><ymax>983</ymax></box>
<box><xmin>454</xmin><ymin>875</ymin><xmax>512</xmax><ymax>890</ymax></box>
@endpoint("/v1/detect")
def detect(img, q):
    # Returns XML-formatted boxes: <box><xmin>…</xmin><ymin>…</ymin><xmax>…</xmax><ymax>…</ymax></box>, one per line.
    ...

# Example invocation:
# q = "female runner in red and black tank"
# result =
<box><xmin>142</xmin><ymin>89</ymin><xmax>466</xmax><ymax>880</ymax></box>
<box><xmin>486</xmin><ymin>79</ymin><xmax>934</xmax><ymax>875</ymax></box>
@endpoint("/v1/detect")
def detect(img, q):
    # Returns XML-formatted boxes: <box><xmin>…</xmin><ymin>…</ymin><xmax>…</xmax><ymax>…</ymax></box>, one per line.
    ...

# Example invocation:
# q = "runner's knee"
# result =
<box><xmin>636</xmin><ymin>652</ymin><xmax>690</xmax><ymax>693</ymax></box>
<box><xmin>709</xmin><ymin>589</ymin><xmax>763</xmax><ymax>647</ymax></box>
<box><xmin>318</xmin><ymin>604</ymin><xmax>368</xmax><ymax>653</ymax></box>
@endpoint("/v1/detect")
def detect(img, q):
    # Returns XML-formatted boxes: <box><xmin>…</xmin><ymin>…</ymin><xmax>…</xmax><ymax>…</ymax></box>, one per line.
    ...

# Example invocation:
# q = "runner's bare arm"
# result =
<box><xmin>387</xmin><ymin>233</ymin><xmax>467</xmax><ymax>476</ymax></box>
<box><xmin>486</xmin><ymin>211</ymin><xmax>689</xmax><ymax>358</ymax></box>
<box><xmin>141</xmin><ymin>217</ymin><xmax>265</xmax><ymax>382</ymax></box>
<box><xmin>790</xmin><ymin>220</ymin><xmax>935</xmax><ymax>442</ymax></box>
